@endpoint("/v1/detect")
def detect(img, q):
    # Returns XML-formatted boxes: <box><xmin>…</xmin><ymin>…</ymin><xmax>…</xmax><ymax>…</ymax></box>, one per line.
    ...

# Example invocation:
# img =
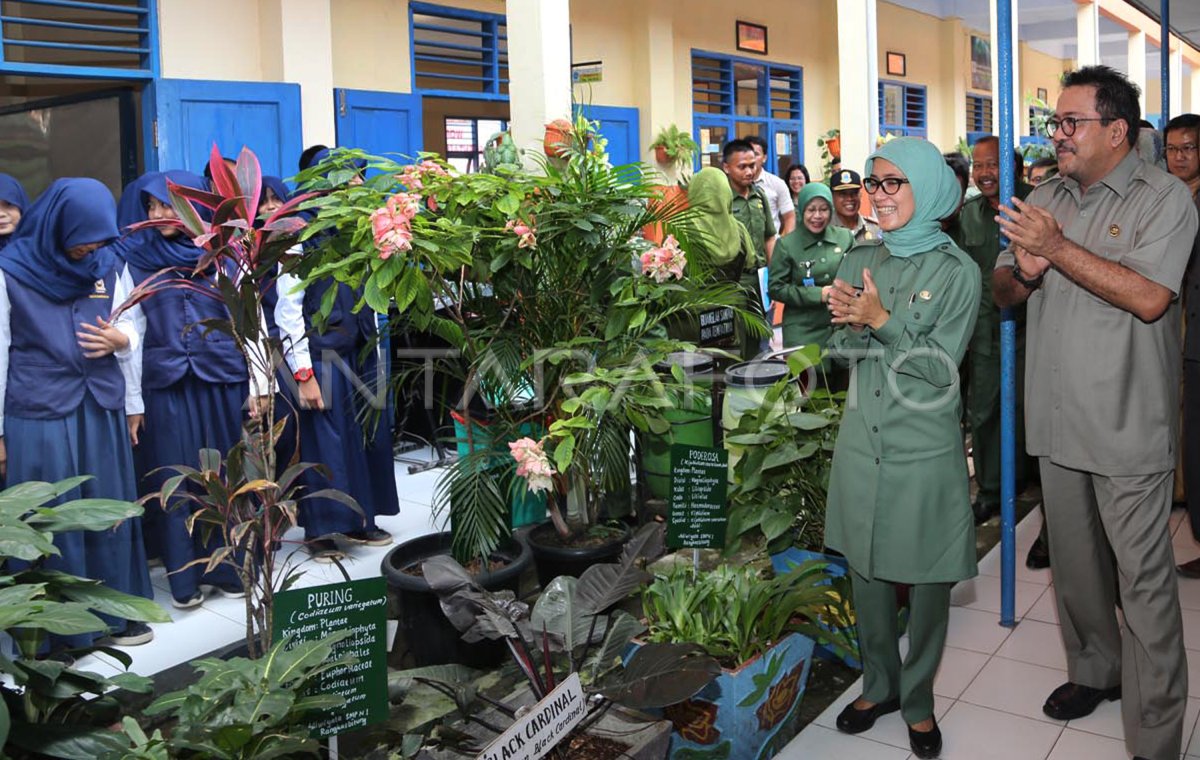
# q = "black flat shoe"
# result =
<box><xmin>1025</xmin><ymin>535</ymin><xmax>1050</xmax><ymax>570</ymax></box>
<box><xmin>1042</xmin><ymin>681</ymin><xmax>1120</xmax><ymax>720</ymax></box>
<box><xmin>908</xmin><ymin>718</ymin><xmax>942</xmax><ymax>759</ymax></box>
<box><xmin>835</xmin><ymin>696</ymin><xmax>900</xmax><ymax>734</ymax></box>
<box><xmin>972</xmin><ymin>501</ymin><xmax>996</xmax><ymax>525</ymax></box>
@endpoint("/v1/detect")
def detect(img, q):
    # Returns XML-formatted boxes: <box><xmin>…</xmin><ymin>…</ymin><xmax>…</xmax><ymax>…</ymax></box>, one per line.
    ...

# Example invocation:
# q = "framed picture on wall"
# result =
<box><xmin>1037</xmin><ymin>87</ymin><xmax>1048</xmax><ymax>102</ymax></box>
<box><xmin>970</xmin><ymin>34</ymin><xmax>992</xmax><ymax>91</ymax></box>
<box><xmin>886</xmin><ymin>52</ymin><xmax>906</xmax><ymax>77</ymax></box>
<box><xmin>736</xmin><ymin>21</ymin><xmax>768</xmax><ymax>55</ymax></box>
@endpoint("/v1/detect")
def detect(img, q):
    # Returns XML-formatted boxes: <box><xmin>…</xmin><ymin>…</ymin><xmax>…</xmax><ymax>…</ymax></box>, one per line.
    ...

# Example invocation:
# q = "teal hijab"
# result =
<box><xmin>864</xmin><ymin>138</ymin><xmax>960</xmax><ymax>258</ymax></box>
<box><xmin>796</xmin><ymin>182</ymin><xmax>833</xmax><ymax>215</ymax></box>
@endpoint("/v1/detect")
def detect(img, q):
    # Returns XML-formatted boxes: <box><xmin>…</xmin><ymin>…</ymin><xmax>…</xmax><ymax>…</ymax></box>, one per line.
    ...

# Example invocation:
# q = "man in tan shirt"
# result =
<box><xmin>995</xmin><ymin>66</ymin><xmax>1196</xmax><ymax>760</ymax></box>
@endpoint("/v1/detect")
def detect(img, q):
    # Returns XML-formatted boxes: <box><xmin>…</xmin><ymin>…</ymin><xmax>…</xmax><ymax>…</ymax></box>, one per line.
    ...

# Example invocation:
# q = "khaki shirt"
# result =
<box><xmin>825</xmin><ymin>240</ymin><xmax>981</xmax><ymax>583</ymax></box>
<box><xmin>996</xmin><ymin>150</ymin><xmax>1198</xmax><ymax>475</ymax></box>
<box><xmin>731</xmin><ymin>185</ymin><xmax>775</xmax><ymax>267</ymax></box>
<box><xmin>836</xmin><ymin>213</ymin><xmax>882</xmax><ymax>244</ymax></box>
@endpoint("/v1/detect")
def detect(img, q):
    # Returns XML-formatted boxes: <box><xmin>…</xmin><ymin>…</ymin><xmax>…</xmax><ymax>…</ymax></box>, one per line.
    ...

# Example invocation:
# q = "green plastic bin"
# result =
<box><xmin>642</xmin><ymin>352</ymin><xmax>715</xmax><ymax>499</ymax></box>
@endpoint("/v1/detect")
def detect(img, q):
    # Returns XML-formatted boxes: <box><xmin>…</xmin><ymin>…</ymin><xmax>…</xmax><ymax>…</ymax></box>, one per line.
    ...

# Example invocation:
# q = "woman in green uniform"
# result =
<box><xmin>767</xmin><ymin>182</ymin><xmax>853</xmax><ymax>362</ymax></box>
<box><xmin>823</xmin><ymin>137</ymin><xmax>981</xmax><ymax>759</ymax></box>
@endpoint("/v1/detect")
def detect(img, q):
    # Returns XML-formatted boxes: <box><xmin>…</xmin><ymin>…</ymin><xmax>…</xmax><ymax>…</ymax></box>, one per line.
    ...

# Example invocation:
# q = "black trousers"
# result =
<box><xmin>1185</xmin><ymin>360</ymin><xmax>1200</xmax><ymax>540</ymax></box>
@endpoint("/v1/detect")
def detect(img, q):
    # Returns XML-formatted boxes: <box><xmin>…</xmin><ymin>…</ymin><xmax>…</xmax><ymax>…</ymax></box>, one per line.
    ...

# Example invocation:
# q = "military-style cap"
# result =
<box><xmin>830</xmin><ymin>169</ymin><xmax>862</xmax><ymax>191</ymax></box>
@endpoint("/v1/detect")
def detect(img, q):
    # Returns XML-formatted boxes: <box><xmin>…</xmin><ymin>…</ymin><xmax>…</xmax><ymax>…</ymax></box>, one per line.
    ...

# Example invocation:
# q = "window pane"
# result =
<box><xmin>699</xmin><ymin>125</ymin><xmax>729</xmax><ymax>167</ymax></box>
<box><xmin>734</xmin><ymin>62</ymin><xmax>767</xmax><ymax>117</ymax></box>
<box><xmin>883</xmin><ymin>83</ymin><xmax>903</xmax><ymax>126</ymax></box>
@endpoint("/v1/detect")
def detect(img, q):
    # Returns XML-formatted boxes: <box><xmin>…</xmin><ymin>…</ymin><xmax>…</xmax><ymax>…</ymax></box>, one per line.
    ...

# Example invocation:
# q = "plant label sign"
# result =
<box><xmin>476</xmin><ymin>672</ymin><xmax>587</xmax><ymax>760</ymax></box>
<box><xmin>667</xmin><ymin>444</ymin><xmax>728</xmax><ymax>549</ymax></box>
<box><xmin>698</xmin><ymin>306</ymin><xmax>735</xmax><ymax>345</ymax></box>
<box><xmin>272</xmin><ymin>577</ymin><xmax>388</xmax><ymax>738</ymax></box>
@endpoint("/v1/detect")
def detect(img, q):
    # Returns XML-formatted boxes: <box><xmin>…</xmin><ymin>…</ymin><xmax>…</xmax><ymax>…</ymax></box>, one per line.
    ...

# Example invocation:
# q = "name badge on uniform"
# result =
<box><xmin>918</xmin><ymin>290</ymin><xmax>932</xmax><ymax>301</ymax></box>
<box><xmin>94</xmin><ymin>279</ymin><xmax>107</xmax><ymax>295</ymax></box>
<box><xmin>803</xmin><ymin>277</ymin><xmax>816</xmax><ymax>287</ymax></box>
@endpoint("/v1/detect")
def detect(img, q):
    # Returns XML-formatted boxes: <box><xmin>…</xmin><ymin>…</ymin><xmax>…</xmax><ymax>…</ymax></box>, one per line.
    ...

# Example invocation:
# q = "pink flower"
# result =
<box><xmin>398</xmin><ymin>160</ymin><xmax>449</xmax><ymax>192</ymax></box>
<box><xmin>509</xmin><ymin>437</ymin><xmax>555</xmax><ymax>493</ymax></box>
<box><xmin>641</xmin><ymin>235</ymin><xmax>687</xmax><ymax>283</ymax></box>
<box><xmin>371</xmin><ymin>192</ymin><xmax>421</xmax><ymax>259</ymax></box>
<box><xmin>505</xmin><ymin>219</ymin><xmax>538</xmax><ymax>249</ymax></box>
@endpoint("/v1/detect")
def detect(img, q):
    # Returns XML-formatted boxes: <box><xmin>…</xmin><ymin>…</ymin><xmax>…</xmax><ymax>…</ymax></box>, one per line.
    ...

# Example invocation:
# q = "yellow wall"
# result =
<box><xmin>876</xmin><ymin>3</ymin><xmax>964</xmax><ymax>152</ymax></box>
<box><xmin>159</xmin><ymin>0</ymin><xmax>265</xmax><ymax>80</ymax></box>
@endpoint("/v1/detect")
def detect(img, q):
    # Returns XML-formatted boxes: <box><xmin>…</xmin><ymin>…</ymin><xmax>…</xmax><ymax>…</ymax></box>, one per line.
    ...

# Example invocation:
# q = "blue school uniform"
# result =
<box><xmin>0</xmin><ymin>178</ymin><xmax>153</xmax><ymax>648</ymax></box>
<box><xmin>126</xmin><ymin>171</ymin><xmax>247</xmax><ymax>603</ymax></box>
<box><xmin>0</xmin><ymin>174</ymin><xmax>29</xmax><ymax>252</ymax></box>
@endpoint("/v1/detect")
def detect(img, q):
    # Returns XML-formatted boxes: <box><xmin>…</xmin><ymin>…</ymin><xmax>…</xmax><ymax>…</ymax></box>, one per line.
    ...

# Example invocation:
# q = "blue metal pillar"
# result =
<box><xmin>997</xmin><ymin>0</ymin><xmax>1018</xmax><ymax>629</ymax></box>
<box><xmin>1161</xmin><ymin>0</ymin><xmax>1170</xmax><ymax>126</ymax></box>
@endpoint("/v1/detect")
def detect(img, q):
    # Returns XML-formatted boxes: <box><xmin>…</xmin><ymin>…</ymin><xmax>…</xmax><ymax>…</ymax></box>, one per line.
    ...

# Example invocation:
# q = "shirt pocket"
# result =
<box><xmin>903</xmin><ymin>290</ymin><xmax>947</xmax><ymax>336</ymax></box>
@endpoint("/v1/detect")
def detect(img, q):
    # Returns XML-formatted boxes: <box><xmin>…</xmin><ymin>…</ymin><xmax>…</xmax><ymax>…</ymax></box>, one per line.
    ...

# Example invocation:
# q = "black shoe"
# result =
<box><xmin>1178</xmin><ymin>557</ymin><xmax>1200</xmax><ymax>579</ymax></box>
<box><xmin>343</xmin><ymin>528</ymin><xmax>393</xmax><ymax>547</ymax></box>
<box><xmin>171</xmin><ymin>590</ymin><xmax>205</xmax><ymax>610</ymax></box>
<box><xmin>308</xmin><ymin>538</ymin><xmax>345</xmax><ymax>563</ymax></box>
<box><xmin>1025</xmin><ymin>536</ymin><xmax>1050</xmax><ymax>570</ymax></box>
<box><xmin>908</xmin><ymin>718</ymin><xmax>942</xmax><ymax>759</ymax></box>
<box><xmin>1042</xmin><ymin>682</ymin><xmax>1120</xmax><ymax>720</ymax></box>
<box><xmin>972</xmin><ymin>501</ymin><xmax>997</xmax><ymax>525</ymax></box>
<box><xmin>835</xmin><ymin>697</ymin><xmax>900</xmax><ymax>734</ymax></box>
<box><xmin>102</xmin><ymin>621</ymin><xmax>154</xmax><ymax>647</ymax></box>
<box><xmin>205</xmin><ymin>582</ymin><xmax>246</xmax><ymax>599</ymax></box>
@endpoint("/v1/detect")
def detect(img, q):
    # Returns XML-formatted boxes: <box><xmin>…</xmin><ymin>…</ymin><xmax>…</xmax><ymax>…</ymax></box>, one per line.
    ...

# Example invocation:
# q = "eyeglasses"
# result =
<box><xmin>863</xmin><ymin>177</ymin><xmax>911</xmax><ymax>195</ymax></box>
<box><xmin>1165</xmin><ymin>145</ymin><xmax>1199</xmax><ymax>157</ymax></box>
<box><xmin>1044</xmin><ymin>116</ymin><xmax>1112</xmax><ymax>138</ymax></box>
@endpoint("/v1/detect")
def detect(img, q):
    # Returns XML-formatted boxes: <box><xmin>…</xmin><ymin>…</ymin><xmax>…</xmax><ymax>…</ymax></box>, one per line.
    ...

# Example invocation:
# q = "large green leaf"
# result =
<box><xmin>575</xmin><ymin>523</ymin><xmax>663</xmax><ymax>615</ymax></box>
<box><xmin>0</xmin><ymin>525</ymin><xmax>59</xmax><ymax>561</ymax></box>
<box><xmin>27</xmin><ymin>571</ymin><xmax>172</xmax><ymax>623</ymax></box>
<box><xmin>530</xmin><ymin>576</ymin><xmax>592</xmax><ymax>653</ymax></box>
<box><xmin>27</xmin><ymin>499</ymin><xmax>143</xmax><ymax>532</ymax></box>
<box><xmin>597</xmin><ymin>642</ymin><xmax>720</xmax><ymax>709</ymax></box>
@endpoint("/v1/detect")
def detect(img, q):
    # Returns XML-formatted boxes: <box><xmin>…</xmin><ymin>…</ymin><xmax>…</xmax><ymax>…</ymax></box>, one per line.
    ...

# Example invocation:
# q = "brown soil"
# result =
<box><xmin>400</xmin><ymin>555</ymin><xmax>508</xmax><ymax>577</ymax></box>
<box><xmin>561</xmin><ymin>734</ymin><xmax>631</xmax><ymax>759</ymax></box>
<box><xmin>529</xmin><ymin>522</ymin><xmax>627</xmax><ymax>550</ymax></box>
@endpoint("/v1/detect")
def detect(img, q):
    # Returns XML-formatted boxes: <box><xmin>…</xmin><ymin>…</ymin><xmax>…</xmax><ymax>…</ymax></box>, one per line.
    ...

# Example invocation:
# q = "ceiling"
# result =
<box><xmin>884</xmin><ymin>0</ymin><xmax>1194</xmax><ymax>81</ymax></box>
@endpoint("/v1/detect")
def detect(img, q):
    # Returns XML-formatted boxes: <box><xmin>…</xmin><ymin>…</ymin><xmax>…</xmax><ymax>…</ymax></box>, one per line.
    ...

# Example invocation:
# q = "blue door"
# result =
<box><xmin>334</xmin><ymin>89</ymin><xmax>423</xmax><ymax>161</ymax></box>
<box><xmin>147</xmin><ymin>79</ymin><xmax>303</xmax><ymax>178</ymax></box>
<box><xmin>578</xmin><ymin>105</ymin><xmax>640</xmax><ymax>166</ymax></box>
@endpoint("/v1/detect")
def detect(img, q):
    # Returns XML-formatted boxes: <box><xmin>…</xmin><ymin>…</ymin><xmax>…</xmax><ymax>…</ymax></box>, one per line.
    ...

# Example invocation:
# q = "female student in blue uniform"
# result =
<box><xmin>127</xmin><ymin>170</ymin><xmax>267</xmax><ymax>608</ymax></box>
<box><xmin>0</xmin><ymin>177</ymin><xmax>155</xmax><ymax>648</ymax></box>
<box><xmin>0</xmin><ymin>174</ymin><xmax>28</xmax><ymax>251</ymax></box>
<box><xmin>273</xmin><ymin>147</ymin><xmax>398</xmax><ymax>562</ymax></box>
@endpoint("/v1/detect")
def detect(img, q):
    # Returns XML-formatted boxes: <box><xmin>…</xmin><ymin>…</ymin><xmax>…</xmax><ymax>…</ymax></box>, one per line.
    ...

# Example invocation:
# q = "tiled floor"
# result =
<box><xmin>777</xmin><ymin>506</ymin><xmax>1200</xmax><ymax>760</ymax></box>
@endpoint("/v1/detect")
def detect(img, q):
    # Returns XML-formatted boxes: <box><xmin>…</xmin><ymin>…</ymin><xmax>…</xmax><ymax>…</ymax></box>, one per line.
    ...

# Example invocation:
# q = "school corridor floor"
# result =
<box><xmin>73</xmin><ymin>449</ymin><xmax>1200</xmax><ymax>760</ymax></box>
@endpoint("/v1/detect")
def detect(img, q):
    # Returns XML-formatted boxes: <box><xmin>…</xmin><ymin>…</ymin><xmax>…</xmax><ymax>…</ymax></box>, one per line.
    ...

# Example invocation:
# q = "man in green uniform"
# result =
<box><xmin>723</xmin><ymin>139</ymin><xmax>775</xmax><ymax>358</ymax></box>
<box><xmin>955</xmin><ymin>136</ymin><xmax>1033</xmax><ymax>528</ymax></box>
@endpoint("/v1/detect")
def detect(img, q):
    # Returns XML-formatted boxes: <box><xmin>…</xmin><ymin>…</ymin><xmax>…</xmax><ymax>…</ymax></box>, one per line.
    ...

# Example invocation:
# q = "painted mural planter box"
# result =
<box><xmin>649</xmin><ymin>632</ymin><xmax>815</xmax><ymax>760</ymax></box>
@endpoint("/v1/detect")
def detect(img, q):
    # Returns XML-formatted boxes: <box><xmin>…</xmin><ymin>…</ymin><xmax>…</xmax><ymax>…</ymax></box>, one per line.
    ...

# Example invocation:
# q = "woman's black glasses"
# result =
<box><xmin>863</xmin><ymin>177</ymin><xmax>911</xmax><ymax>195</ymax></box>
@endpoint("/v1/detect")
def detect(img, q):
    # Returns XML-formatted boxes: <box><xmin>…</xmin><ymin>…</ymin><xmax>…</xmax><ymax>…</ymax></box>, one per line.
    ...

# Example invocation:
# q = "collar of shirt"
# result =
<box><xmin>1056</xmin><ymin>148</ymin><xmax>1141</xmax><ymax>202</ymax></box>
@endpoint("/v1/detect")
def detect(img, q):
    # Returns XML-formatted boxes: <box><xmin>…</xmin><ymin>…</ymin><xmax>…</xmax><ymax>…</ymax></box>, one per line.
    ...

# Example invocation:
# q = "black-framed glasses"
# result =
<box><xmin>1045</xmin><ymin>116</ymin><xmax>1112</xmax><ymax>138</ymax></box>
<box><xmin>863</xmin><ymin>177</ymin><xmax>911</xmax><ymax>195</ymax></box>
<box><xmin>1166</xmin><ymin>144</ymin><xmax>1199</xmax><ymax>157</ymax></box>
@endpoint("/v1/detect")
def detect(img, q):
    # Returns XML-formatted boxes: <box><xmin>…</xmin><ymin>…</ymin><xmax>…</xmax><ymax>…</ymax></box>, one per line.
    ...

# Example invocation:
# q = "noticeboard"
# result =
<box><xmin>666</xmin><ymin>444</ymin><xmax>728</xmax><ymax>549</ymax></box>
<box><xmin>272</xmin><ymin>577</ymin><xmax>389</xmax><ymax>738</ymax></box>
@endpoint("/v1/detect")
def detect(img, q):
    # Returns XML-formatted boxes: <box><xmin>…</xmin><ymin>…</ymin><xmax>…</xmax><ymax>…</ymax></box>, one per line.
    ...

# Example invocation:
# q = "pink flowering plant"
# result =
<box><xmin>293</xmin><ymin>116</ymin><xmax>766</xmax><ymax>563</ymax></box>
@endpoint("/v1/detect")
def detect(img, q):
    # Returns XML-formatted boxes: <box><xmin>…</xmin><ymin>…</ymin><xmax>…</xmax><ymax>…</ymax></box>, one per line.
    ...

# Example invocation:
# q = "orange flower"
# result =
<box><xmin>663</xmin><ymin>698</ymin><xmax>721</xmax><ymax>745</ymax></box>
<box><xmin>755</xmin><ymin>660</ymin><xmax>806</xmax><ymax>731</ymax></box>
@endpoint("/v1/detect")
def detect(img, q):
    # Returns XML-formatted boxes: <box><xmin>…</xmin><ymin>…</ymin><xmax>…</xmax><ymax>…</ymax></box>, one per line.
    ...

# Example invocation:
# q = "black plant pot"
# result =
<box><xmin>526</xmin><ymin>520</ymin><xmax>632</xmax><ymax>588</ymax></box>
<box><xmin>381</xmin><ymin>531</ymin><xmax>532</xmax><ymax>667</ymax></box>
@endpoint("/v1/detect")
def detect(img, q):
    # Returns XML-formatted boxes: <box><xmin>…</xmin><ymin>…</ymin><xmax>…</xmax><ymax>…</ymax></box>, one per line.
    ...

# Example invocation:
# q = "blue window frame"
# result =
<box><xmin>966</xmin><ymin>94</ymin><xmax>993</xmax><ymax>144</ymax></box>
<box><xmin>0</xmin><ymin>0</ymin><xmax>157</xmax><ymax>79</ymax></box>
<box><xmin>690</xmin><ymin>49</ymin><xmax>803</xmax><ymax>173</ymax></box>
<box><xmin>879</xmin><ymin>80</ymin><xmax>927</xmax><ymax>139</ymax></box>
<box><xmin>410</xmin><ymin>1</ymin><xmax>508</xmax><ymax>101</ymax></box>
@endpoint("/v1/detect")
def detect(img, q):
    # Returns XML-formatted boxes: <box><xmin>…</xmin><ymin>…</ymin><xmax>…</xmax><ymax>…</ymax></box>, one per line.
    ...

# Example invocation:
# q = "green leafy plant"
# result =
<box><xmin>0</xmin><ymin>478</ymin><xmax>170</xmax><ymax>758</ymax></box>
<box><xmin>405</xmin><ymin>523</ymin><xmax>720</xmax><ymax>753</ymax></box>
<box><xmin>124</xmin><ymin>147</ymin><xmax>358</xmax><ymax>659</ymax></box>
<box><xmin>97</xmin><ymin>634</ymin><xmax>353</xmax><ymax>760</ymax></box>
<box><xmin>649</xmin><ymin>124</ymin><xmax>700</xmax><ymax>171</ymax></box>
<box><xmin>724</xmin><ymin>349</ymin><xmax>842</xmax><ymax>555</ymax></box>
<box><xmin>641</xmin><ymin>560</ymin><xmax>853</xmax><ymax>667</ymax></box>
<box><xmin>816</xmin><ymin>128</ymin><xmax>841</xmax><ymax>179</ymax></box>
<box><xmin>1022</xmin><ymin>94</ymin><xmax>1055</xmax><ymax>162</ymax></box>
<box><xmin>294</xmin><ymin>114</ymin><xmax>765</xmax><ymax>565</ymax></box>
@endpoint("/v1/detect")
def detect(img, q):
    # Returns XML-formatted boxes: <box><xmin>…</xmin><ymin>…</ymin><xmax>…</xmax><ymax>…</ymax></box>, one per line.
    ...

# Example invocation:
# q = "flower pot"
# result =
<box><xmin>825</xmin><ymin>136</ymin><xmax>841</xmax><ymax>159</ymax></box>
<box><xmin>381</xmin><ymin>531</ymin><xmax>532</xmax><ymax>667</ymax></box>
<box><xmin>654</xmin><ymin>145</ymin><xmax>671</xmax><ymax>165</ymax></box>
<box><xmin>544</xmin><ymin>119</ymin><xmax>573</xmax><ymax>158</ymax></box>
<box><xmin>526</xmin><ymin>520</ymin><xmax>632</xmax><ymax>588</ymax></box>
<box><xmin>642</xmin><ymin>185</ymin><xmax>688</xmax><ymax>245</ymax></box>
<box><xmin>636</xmin><ymin>633</ymin><xmax>815</xmax><ymax>759</ymax></box>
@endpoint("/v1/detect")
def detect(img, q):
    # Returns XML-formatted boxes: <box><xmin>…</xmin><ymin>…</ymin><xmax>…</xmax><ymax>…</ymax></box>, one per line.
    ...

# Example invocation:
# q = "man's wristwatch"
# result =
<box><xmin>1011</xmin><ymin>264</ymin><xmax>1044</xmax><ymax>289</ymax></box>
<box><xmin>294</xmin><ymin>367</ymin><xmax>314</xmax><ymax>382</ymax></box>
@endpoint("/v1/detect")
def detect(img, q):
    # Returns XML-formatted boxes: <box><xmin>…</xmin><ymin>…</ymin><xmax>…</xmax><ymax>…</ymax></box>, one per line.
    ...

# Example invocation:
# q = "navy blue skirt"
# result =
<box><xmin>8</xmin><ymin>393</ymin><xmax>154</xmax><ymax>648</ymax></box>
<box><xmin>295</xmin><ymin>352</ymin><xmax>397</xmax><ymax>538</ymax></box>
<box><xmin>137</xmin><ymin>375</ymin><xmax>244</xmax><ymax>601</ymax></box>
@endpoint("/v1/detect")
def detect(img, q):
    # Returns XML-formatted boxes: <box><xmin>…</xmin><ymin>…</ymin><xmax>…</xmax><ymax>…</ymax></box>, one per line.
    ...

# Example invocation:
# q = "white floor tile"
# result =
<box><xmin>949</xmin><ymin>573</ymin><xmax>1046</xmax><ymax>618</ymax></box>
<box><xmin>776</xmin><ymin>724</ymin><xmax>912</xmax><ymax>759</ymax></box>
<box><xmin>1184</xmin><ymin>608</ymin><xmax>1200</xmax><ymax>653</ymax></box>
<box><xmin>1186</xmin><ymin>697</ymin><xmax>1200</xmax><ymax>756</ymax></box>
<box><xmin>1046</xmin><ymin>728</ymin><xmax>1128</xmax><ymax>760</ymax></box>
<box><xmin>933</xmin><ymin>646</ymin><xmax>991</xmax><ymax>700</ymax></box>
<box><xmin>937</xmin><ymin>701</ymin><xmax>1064</xmax><ymax>760</ymax></box>
<box><xmin>1024</xmin><ymin>585</ymin><xmax>1061</xmax><ymax>625</ymax></box>
<box><xmin>1188</xmin><ymin>650</ymin><xmax>1200</xmax><ymax>699</ymax></box>
<box><xmin>1183</xmin><ymin>697</ymin><xmax>1200</xmax><ymax>756</ymax></box>
<box><xmin>995</xmin><ymin>619</ymin><xmax>1067</xmax><ymax>671</ymax></box>
<box><xmin>944</xmin><ymin>605</ymin><xmax>1015</xmax><ymax>655</ymax></box>
<box><xmin>1172</xmin><ymin>507</ymin><xmax>1188</xmax><ymax>538</ymax></box>
<box><xmin>975</xmin><ymin>509</ymin><xmax>1053</xmax><ymax>586</ymax></box>
<box><xmin>1062</xmin><ymin>692</ymin><xmax>1124</xmax><ymax>740</ymax></box>
<box><xmin>1178</xmin><ymin>575</ymin><xmax>1200</xmax><ymax>613</ymax></box>
<box><xmin>959</xmin><ymin>657</ymin><xmax>1068</xmax><ymax>724</ymax></box>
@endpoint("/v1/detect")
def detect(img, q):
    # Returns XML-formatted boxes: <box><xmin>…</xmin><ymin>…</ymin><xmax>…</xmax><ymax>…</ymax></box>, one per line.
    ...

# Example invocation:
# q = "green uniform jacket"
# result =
<box><xmin>731</xmin><ymin>185</ymin><xmax>776</xmax><ymax>268</ymax></box>
<box><xmin>824</xmin><ymin>241</ymin><xmax>981</xmax><ymax>583</ymax></box>
<box><xmin>952</xmin><ymin>183</ymin><xmax>1032</xmax><ymax>356</ymax></box>
<box><xmin>768</xmin><ymin>224</ymin><xmax>855</xmax><ymax>350</ymax></box>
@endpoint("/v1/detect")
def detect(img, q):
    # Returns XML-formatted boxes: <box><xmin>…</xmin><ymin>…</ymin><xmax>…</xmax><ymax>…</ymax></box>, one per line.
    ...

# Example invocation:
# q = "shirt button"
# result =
<box><xmin>874</xmin><ymin>389</ymin><xmax>881</xmax><ymax>397</ymax></box>
<box><xmin>889</xmin><ymin>287</ymin><xmax>895</xmax><ymax>294</ymax></box>
<box><xmin>874</xmin><ymin>457</ymin><xmax>881</xmax><ymax>465</ymax></box>
<box><xmin>872</xmin><ymin>426</ymin><xmax>879</xmax><ymax>433</ymax></box>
